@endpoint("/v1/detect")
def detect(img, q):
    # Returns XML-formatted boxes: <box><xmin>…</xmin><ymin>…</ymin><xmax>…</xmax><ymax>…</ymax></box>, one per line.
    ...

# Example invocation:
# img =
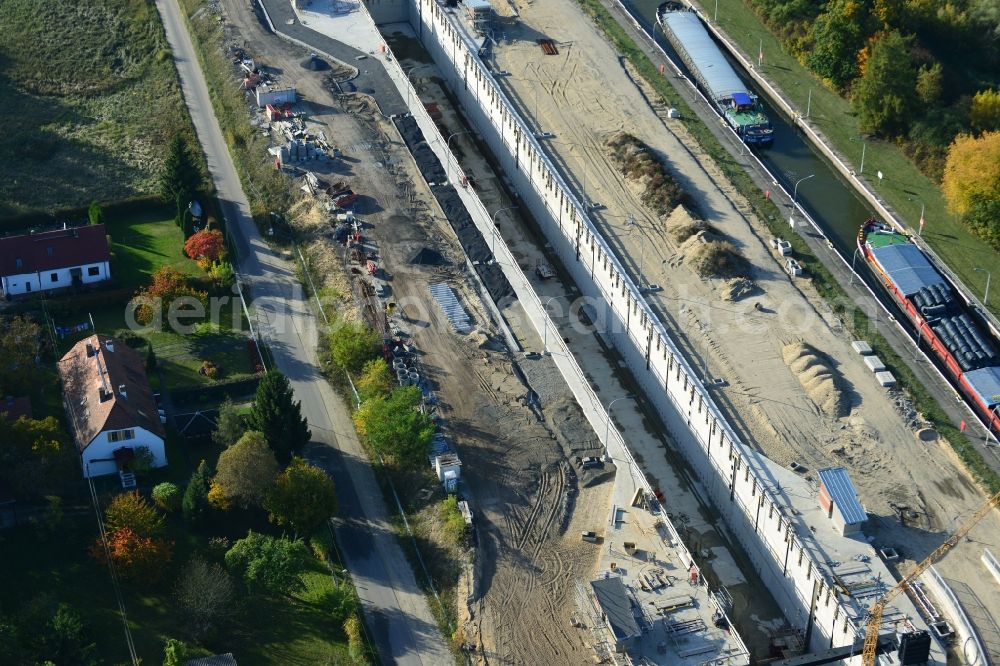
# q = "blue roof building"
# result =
<box><xmin>817</xmin><ymin>467</ymin><xmax>867</xmax><ymax>535</ymax></box>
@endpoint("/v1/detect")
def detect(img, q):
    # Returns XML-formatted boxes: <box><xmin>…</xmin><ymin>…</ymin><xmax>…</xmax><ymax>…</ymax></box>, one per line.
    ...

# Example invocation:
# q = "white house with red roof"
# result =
<box><xmin>58</xmin><ymin>336</ymin><xmax>166</xmax><ymax>478</ymax></box>
<box><xmin>0</xmin><ymin>224</ymin><xmax>111</xmax><ymax>297</ymax></box>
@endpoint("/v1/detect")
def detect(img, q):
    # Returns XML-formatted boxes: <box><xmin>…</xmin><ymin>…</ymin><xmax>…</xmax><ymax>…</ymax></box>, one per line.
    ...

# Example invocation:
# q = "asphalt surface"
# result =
<box><xmin>155</xmin><ymin>1</ymin><xmax>450</xmax><ymax>663</ymax></box>
<box><xmin>255</xmin><ymin>0</ymin><xmax>408</xmax><ymax>115</ymax></box>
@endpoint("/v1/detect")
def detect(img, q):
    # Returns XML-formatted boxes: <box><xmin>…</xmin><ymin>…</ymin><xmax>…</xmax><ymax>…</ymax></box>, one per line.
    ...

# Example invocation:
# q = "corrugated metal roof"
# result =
<box><xmin>660</xmin><ymin>11</ymin><xmax>746</xmax><ymax>102</ymax></box>
<box><xmin>591</xmin><ymin>577</ymin><xmax>640</xmax><ymax>641</ymax></box>
<box><xmin>817</xmin><ymin>467</ymin><xmax>867</xmax><ymax>526</ymax></box>
<box><xmin>869</xmin><ymin>242</ymin><xmax>945</xmax><ymax>297</ymax></box>
<box><xmin>964</xmin><ymin>366</ymin><xmax>1000</xmax><ymax>409</ymax></box>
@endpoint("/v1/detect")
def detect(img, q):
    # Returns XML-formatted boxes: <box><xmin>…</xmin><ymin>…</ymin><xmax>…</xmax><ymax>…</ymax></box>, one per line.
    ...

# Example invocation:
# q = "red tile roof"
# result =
<box><xmin>0</xmin><ymin>224</ymin><xmax>110</xmax><ymax>276</ymax></box>
<box><xmin>58</xmin><ymin>335</ymin><xmax>165</xmax><ymax>450</ymax></box>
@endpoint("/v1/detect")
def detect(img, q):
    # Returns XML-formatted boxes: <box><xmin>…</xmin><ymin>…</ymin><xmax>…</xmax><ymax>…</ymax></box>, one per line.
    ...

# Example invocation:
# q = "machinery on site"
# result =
<box><xmin>861</xmin><ymin>490</ymin><xmax>1000</xmax><ymax>665</ymax></box>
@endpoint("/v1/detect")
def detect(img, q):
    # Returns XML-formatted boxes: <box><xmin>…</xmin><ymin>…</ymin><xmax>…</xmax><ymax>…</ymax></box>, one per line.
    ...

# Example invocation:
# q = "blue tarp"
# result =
<box><xmin>732</xmin><ymin>92</ymin><xmax>752</xmax><ymax>106</ymax></box>
<box><xmin>964</xmin><ymin>366</ymin><xmax>1000</xmax><ymax>409</ymax></box>
<box><xmin>818</xmin><ymin>467</ymin><xmax>867</xmax><ymax>525</ymax></box>
<box><xmin>869</xmin><ymin>243</ymin><xmax>945</xmax><ymax>297</ymax></box>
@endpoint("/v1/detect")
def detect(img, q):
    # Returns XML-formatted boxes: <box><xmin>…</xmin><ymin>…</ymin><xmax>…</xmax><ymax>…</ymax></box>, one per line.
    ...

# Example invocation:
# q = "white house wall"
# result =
<box><xmin>402</xmin><ymin>0</ymin><xmax>877</xmax><ymax>657</ymax></box>
<box><xmin>2</xmin><ymin>261</ymin><xmax>110</xmax><ymax>296</ymax></box>
<box><xmin>82</xmin><ymin>426</ymin><xmax>166</xmax><ymax>478</ymax></box>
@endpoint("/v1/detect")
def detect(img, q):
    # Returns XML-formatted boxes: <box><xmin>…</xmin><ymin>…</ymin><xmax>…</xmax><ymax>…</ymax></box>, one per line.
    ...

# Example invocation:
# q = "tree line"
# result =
<box><xmin>747</xmin><ymin>0</ymin><xmax>1000</xmax><ymax>245</ymax></box>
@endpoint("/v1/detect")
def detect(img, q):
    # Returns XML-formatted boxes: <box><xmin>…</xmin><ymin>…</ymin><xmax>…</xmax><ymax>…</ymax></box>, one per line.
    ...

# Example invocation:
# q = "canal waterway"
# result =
<box><xmin>624</xmin><ymin>0</ymin><xmax>873</xmax><ymax>256</ymax></box>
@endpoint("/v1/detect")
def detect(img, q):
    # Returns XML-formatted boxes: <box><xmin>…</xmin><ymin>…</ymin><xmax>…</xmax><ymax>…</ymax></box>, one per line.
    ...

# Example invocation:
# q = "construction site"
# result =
<box><xmin>214</xmin><ymin>0</ymin><xmax>1000</xmax><ymax>663</ymax></box>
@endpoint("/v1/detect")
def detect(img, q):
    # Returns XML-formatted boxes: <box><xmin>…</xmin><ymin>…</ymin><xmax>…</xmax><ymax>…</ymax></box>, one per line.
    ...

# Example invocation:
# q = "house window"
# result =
<box><xmin>50</xmin><ymin>273</ymin><xmax>58</xmax><ymax>283</ymax></box>
<box><xmin>87</xmin><ymin>266</ymin><xmax>100</xmax><ymax>277</ymax></box>
<box><xmin>108</xmin><ymin>429</ymin><xmax>135</xmax><ymax>443</ymax></box>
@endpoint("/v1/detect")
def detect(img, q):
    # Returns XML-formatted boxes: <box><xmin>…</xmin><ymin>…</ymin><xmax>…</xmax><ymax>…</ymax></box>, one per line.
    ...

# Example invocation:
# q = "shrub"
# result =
<box><xmin>152</xmin><ymin>482</ymin><xmax>182</xmax><ymax>512</ymax></box>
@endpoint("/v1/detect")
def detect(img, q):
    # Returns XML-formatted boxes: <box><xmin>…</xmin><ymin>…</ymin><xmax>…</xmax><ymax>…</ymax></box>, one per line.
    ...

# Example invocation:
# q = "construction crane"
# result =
<box><xmin>862</xmin><ymin>490</ymin><xmax>1000</xmax><ymax>665</ymax></box>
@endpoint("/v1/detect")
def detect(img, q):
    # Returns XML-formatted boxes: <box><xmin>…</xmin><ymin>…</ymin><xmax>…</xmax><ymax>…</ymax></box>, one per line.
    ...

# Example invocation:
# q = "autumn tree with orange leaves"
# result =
<box><xmin>184</xmin><ymin>230</ymin><xmax>226</xmax><ymax>269</ymax></box>
<box><xmin>130</xmin><ymin>266</ymin><xmax>208</xmax><ymax>326</ymax></box>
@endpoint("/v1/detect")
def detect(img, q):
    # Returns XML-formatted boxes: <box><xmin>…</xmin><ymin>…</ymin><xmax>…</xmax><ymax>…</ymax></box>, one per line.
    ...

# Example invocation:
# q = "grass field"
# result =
<box><xmin>689</xmin><ymin>0</ymin><xmax>1000</xmax><ymax>317</ymax></box>
<box><xmin>0</xmin><ymin>0</ymin><xmax>190</xmax><ymax>218</ymax></box>
<box><xmin>105</xmin><ymin>205</ymin><xmax>203</xmax><ymax>291</ymax></box>
<box><xmin>1</xmin><ymin>451</ymin><xmax>353</xmax><ymax>665</ymax></box>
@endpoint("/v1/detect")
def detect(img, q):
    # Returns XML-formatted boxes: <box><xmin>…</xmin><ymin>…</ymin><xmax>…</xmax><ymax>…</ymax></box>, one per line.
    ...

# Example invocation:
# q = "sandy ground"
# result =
<box><xmin>217</xmin><ymin>3</ymin><xmax>619</xmax><ymax>664</ymax></box>
<box><xmin>491</xmin><ymin>0</ymin><xmax>1000</xmax><ymax>656</ymax></box>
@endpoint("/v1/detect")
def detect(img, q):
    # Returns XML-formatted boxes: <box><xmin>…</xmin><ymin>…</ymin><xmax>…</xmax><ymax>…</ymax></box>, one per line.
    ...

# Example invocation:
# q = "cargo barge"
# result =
<box><xmin>859</xmin><ymin>217</ymin><xmax>1000</xmax><ymax>433</ymax></box>
<box><xmin>656</xmin><ymin>3</ymin><xmax>773</xmax><ymax>146</ymax></box>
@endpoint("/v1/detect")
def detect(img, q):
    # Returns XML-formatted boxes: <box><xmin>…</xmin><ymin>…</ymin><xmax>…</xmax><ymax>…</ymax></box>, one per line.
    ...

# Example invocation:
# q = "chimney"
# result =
<box><xmin>99</xmin><ymin>387</ymin><xmax>113</xmax><ymax>403</ymax></box>
<box><xmin>86</xmin><ymin>343</ymin><xmax>96</xmax><ymax>357</ymax></box>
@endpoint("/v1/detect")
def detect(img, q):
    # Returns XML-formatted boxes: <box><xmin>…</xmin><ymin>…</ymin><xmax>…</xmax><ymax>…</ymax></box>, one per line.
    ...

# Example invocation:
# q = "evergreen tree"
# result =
<box><xmin>247</xmin><ymin>371</ymin><xmax>311</xmax><ymax>464</ymax></box>
<box><xmin>212</xmin><ymin>398</ymin><xmax>247</xmax><ymax>448</ymax></box>
<box><xmin>160</xmin><ymin>134</ymin><xmax>201</xmax><ymax>212</ymax></box>
<box><xmin>87</xmin><ymin>201</ymin><xmax>104</xmax><ymax>226</ymax></box>
<box><xmin>852</xmin><ymin>30</ymin><xmax>917</xmax><ymax>137</ymax></box>
<box><xmin>182</xmin><ymin>460</ymin><xmax>211</xmax><ymax>523</ymax></box>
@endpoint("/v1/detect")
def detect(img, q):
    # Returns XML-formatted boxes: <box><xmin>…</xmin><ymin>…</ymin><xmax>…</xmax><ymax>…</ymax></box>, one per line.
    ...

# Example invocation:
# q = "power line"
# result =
<box><xmin>86</xmin><ymin>471</ymin><xmax>139</xmax><ymax>665</ymax></box>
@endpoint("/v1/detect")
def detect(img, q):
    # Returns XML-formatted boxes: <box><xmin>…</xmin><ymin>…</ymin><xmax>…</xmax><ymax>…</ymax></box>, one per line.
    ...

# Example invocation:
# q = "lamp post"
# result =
<box><xmin>543</xmin><ymin>295</ymin><xmax>568</xmax><ymax>353</ymax></box>
<box><xmin>404</xmin><ymin>65</ymin><xmax>432</xmax><ymax>110</ymax></box>
<box><xmin>604</xmin><ymin>395</ymin><xmax>637</xmax><ymax>453</ymax></box>
<box><xmin>490</xmin><ymin>205</ymin><xmax>518</xmax><ymax>255</ymax></box>
<box><xmin>975</xmin><ymin>267</ymin><xmax>991</xmax><ymax>307</ymax></box>
<box><xmin>789</xmin><ymin>174</ymin><xmax>814</xmax><ymax>227</ymax></box>
<box><xmin>446</xmin><ymin>130</ymin><xmax>472</xmax><ymax>183</ymax></box>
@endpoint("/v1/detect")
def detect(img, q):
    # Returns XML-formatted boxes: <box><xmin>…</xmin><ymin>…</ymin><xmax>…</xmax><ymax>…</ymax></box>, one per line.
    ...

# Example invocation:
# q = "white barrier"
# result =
<box><xmin>922</xmin><ymin>566</ymin><xmax>990</xmax><ymax>666</ymax></box>
<box><xmin>983</xmin><ymin>549</ymin><xmax>1000</xmax><ymax>589</ymax></box>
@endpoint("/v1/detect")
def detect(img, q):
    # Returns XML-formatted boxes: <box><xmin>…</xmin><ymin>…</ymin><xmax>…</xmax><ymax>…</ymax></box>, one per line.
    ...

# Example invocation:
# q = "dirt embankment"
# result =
<box><xmin>665</xmin><ymin>205</ymin><xmax>751</xmax><ymax>285</ymax></box>
<box><xmin>606</xmin><ymin>130</ymin><xmax>686</xmax><ymax>216</ymax></box>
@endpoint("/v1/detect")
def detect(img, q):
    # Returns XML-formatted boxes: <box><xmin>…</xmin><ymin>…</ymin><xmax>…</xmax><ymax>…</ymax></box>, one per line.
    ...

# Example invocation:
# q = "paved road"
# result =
<box><xmin>255</xmin><ymin>0</ymin><xmax>408</xmax><ymax>115</ymax></box>
<box><xmin>155</xmin><ymin>1</ymin><xmax>450</xmax><ymax>663</ymax></box>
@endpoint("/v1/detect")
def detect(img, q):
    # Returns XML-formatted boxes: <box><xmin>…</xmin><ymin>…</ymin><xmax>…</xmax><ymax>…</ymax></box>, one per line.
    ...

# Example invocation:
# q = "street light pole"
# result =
<box><xmin>860</xmin><ymin>141</ymin><xmax>866</xmax><ymax>174</ymax></box>
<box><xmin>404</xmin><ymin>65</ymin><xmax>429</xmax><ymax>111</ymax></box>
<box><xmin>806</xmin><ymin>89</ymin><xmax>811</xmax><ymax>118</ymax></box>
<box><xmin>604</xmin><ymin>395</ymin><xmax>637</xmax><ymax>453</ymax></box>
<box><xmin>446</xmin><ymin>130</ymin><xmax>472</xmax><ymax>183</ymax></box>
<box><xmin>543</xmin><ymin>295</ymin><xmax>568</xmax><ymax>353</ymax></box>
<box><xmin>790</xmin><ymin>174</ymin><xmax>815</xmax><ymax>227</ymax></box>
<box><xmin>491</xmin><ymin>205</ymin><xmax>518</xmax><ymax>255</ymax></box>
<box><xmin>975</xmin><ymin>267</ymin><xmax>991</xmax><ymax>307</ymax></box>
<box><xmin>793</xmin><ymin>174</ymin><xmax>815</xmax><ymax>205</ymax></box>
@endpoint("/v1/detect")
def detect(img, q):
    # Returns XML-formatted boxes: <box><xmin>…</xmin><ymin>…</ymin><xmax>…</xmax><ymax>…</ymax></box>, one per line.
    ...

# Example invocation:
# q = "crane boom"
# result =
<box><xmin>862</xmin><ymin>490</ymin><xmax>1000</xmax><ymax>665</ymax></box>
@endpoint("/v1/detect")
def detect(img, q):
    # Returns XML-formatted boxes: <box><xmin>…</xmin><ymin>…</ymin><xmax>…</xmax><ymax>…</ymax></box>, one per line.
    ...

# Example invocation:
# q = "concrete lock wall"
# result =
<box><xmin>359</xmin><ymin>0</ymin><xmax>868</xmax><ymax>655</ymax></box>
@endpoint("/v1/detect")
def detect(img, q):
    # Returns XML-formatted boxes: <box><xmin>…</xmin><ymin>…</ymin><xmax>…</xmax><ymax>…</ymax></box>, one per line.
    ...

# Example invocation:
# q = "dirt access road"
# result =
<box><xmin>492</xmin><ymin>0</ymin><xmax>1000</xmax><ymax>653</ymax></box>
<box><xmin>218</xmin><ymin>3</ymin><xmax>618</xmax><ymax>664</ymax></box>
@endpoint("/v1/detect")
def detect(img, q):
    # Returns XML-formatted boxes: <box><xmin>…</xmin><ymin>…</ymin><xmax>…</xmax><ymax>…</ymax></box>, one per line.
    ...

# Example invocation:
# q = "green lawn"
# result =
<box><xmin>105</xmin><ymin>205</ymin><xmax>202</xmax><ymax>291</ymax></box>
<box><xmin>0</xmin><ymin>0</ymin><xmax>191</xmax><ymax>218</ymax></box>
<box><xmin>41</xmin><ymin>204</ymin><xmax>257</xmax><ymax>392</ymax></box>
<box><xmin>0</xmin><ymin>503</ymin><xmax>353</xmax><ymax>665</ymax></box>
<box><xmin>691</xmin><ymin>0</ymin><xmax>1000</xmax><ymax>316</ymax></box>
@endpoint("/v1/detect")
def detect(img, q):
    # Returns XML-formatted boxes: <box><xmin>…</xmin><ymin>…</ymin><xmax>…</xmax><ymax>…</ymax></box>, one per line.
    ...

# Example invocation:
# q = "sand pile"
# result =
<box><xmin>606</xmin><ymin>131</ymin><xmax>687</xmax><ymax>215</ymax></box>
<box><xmin>782</xmin><ymin>342</ymin><xmax>848</xmax><ymax>418</ymax></box>
<box><xmin>721</xmin><ymin>277</ymin><xmax>756</xmax><ymax>301</ymax></box>
<box><xmin>679</xmin><ymin>232</ymin><xmax>750</xmax><ymax>279</ymax></box>
<box><xmin>666</xmin><ymin>205</ymin><xmax>713</xmax><ymax>243</ymax></box>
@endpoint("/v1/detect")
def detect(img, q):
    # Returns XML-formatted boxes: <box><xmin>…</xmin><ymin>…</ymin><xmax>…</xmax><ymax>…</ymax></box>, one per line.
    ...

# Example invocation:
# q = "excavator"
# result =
<box><xmin>861</xmin><ymin>490</ymin><xmax>1000</xmax><ymax>665</ymax></box>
